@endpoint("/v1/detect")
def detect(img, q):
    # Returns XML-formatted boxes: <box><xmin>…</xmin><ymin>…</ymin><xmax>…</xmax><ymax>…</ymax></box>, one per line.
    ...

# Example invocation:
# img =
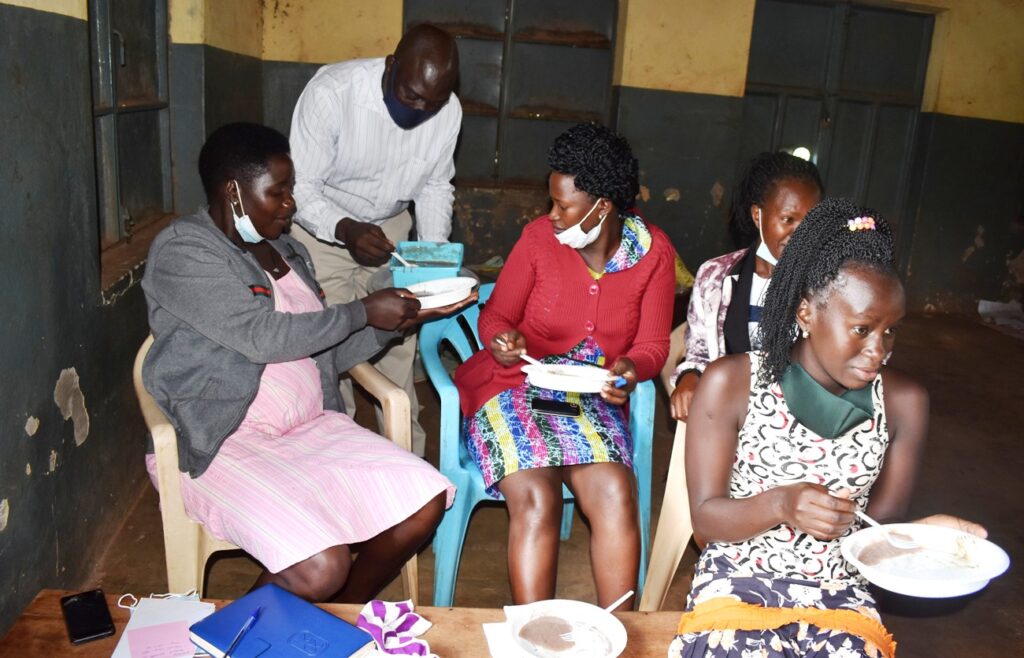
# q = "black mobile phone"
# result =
<box><xmin>531</xmin><ymin>398</ymin><xmax>581</xmax><ymax>417</ymax></box>
<box><xmin>60</xmin><ymin>589</ymin><xmax>116</xmax><ymax>645</ymax></box>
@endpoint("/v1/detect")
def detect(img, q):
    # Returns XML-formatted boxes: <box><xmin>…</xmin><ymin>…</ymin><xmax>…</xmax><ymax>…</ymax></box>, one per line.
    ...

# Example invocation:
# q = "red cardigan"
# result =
<box><xmin>454</xmin><ymin>215</ymin><xmax>676</xmax><ymax>416</ymax></box>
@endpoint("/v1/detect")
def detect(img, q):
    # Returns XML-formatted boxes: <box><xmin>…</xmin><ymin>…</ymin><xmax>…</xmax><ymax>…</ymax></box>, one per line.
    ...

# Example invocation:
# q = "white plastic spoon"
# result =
<box><xmin>559</xmin><ymin>590</ymin><xmax>634</xmax><ymax>642</ymax></box>
<box><xmin>392</xmin><ymin>251</ymin><xmax>417</xmax><ymax>268</ymax></box>
<box><xmin>856</xmin><ymin>510</ymin><xmax>920</xmax><ymax>550</ymax></box>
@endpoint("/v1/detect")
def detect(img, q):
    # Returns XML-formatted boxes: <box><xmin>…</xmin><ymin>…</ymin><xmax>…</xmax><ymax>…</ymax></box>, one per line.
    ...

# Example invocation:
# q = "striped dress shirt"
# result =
<box><xmin>289</xmin><ymin>57</ymin><xmax>462</xmax><ymax>243</ymax></box>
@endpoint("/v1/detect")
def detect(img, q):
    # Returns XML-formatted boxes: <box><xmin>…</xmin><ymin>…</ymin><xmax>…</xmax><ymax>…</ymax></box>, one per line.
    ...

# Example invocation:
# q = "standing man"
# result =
<box><xmin>290</xmin><ymin>25</ymin><xmax>461</xmax><ymax>456</ymax></box>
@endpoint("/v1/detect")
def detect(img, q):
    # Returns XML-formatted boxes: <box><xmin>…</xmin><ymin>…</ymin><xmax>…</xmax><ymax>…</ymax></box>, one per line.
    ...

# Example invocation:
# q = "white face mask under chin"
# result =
<box><xmin>754</xmin><ymin>208</ymin><xmax>778</xmax><ymax>266</ymax></box>
<box><xmin>231</xmin><ymin>180</ymin><xmax>265</xmax><ymax>244</ymax></box>
<box><xmin>555</xmin><ymin>198</ymin><xmax>606</xmax><ymax>250</ymax></box>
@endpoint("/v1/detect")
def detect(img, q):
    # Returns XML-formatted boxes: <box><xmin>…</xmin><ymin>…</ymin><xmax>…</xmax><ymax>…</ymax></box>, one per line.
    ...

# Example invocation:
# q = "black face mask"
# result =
<box><xmin>383</xmin><ymin>62</ymin><xmax>441</xmax><ymax>130</ymax></box>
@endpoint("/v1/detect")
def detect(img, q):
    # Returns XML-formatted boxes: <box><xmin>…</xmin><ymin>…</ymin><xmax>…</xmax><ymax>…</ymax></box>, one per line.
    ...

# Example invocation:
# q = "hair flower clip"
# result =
<box><xmin>847</xmin><ymin>216</ymin><xmax>876</xmax><ymax>231</ymax></box>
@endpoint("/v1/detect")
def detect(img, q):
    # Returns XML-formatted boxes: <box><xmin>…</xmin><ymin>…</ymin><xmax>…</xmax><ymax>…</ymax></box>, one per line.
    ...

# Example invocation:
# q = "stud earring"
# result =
<box><xmin>801</xmin><ymin>328</ymin><xmax>810</xmax><ymax>339</ymax></box>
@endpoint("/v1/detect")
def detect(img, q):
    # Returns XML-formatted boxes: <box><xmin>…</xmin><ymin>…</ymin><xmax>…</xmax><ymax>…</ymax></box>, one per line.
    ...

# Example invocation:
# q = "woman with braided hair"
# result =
<box><xmin>670</xmin><ymin>198</ymin><xmax>985</xmax><ymax>657</ymax></box>
<box><xmin>670</xmin><ymin>152</ymin><xmax>822</xmax><ymax>421</ymax></box>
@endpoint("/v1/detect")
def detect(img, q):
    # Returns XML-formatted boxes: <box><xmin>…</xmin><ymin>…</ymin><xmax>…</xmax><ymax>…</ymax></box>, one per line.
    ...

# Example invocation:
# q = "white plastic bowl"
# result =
<box><xmin>406</xmin><ymin>276</ymin><xmax>477</xmax><ymax>309</ymax></box>
<box><xmin>504</xmin><ymin>599</ymin><xmax>627</xmax><ymax>658</ymax></box>
<box><xmin>523</xmin><ymin>363</ymin><xmax>611</xmax><ymax>393</ymax></box>
<box><xmin>841</xmin><ymin>523</ymin><xmax>1009</xmax><ymax>598</ymax></box>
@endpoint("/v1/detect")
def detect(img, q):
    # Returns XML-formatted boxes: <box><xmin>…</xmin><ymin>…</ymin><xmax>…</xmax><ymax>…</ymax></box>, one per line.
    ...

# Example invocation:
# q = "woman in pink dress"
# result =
<box><xmin>141</xmin><ymin>123</ymin><xmax>472</xmax><ymax>602</ymax></box>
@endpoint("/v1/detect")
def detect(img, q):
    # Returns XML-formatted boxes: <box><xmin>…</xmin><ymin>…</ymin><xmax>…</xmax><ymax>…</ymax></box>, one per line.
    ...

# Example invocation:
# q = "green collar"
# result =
<box><xmin>779</xmin><ymin>363</ymin><xmax>874</xmax><ymax>439</ymax></box>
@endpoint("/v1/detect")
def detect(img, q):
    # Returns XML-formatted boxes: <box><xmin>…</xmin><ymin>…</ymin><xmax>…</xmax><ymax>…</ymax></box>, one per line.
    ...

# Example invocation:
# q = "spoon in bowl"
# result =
<box><xmin>559</xmin><ymin>590</ymin><xmax>634</xmax><ymax>642</ymax></box>
<box><xmin>856</xmin><ymin>510</ymin><xmax>920</xmax><ymax>550</ymax></box>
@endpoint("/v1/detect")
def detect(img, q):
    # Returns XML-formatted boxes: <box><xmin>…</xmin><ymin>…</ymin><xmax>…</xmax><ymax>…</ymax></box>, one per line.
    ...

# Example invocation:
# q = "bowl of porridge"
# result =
<box><xmin>504</xmin><ymin>599</ymin><xmax>626</xmax><ymax>657</ymax></box>
<box><xmin>841</xmin><ymin>523</ymin><xmax>1009</xmax><ymax>598</ymax></box>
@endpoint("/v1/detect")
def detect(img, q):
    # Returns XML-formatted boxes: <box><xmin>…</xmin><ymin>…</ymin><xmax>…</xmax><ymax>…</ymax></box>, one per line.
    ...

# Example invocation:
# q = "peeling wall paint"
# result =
<box><xmin>53</xmin><ymin>367</ymin><xmax>90</xmax><ymax>446</ymax></box>
<box><xmin>0</xmin><ymin>499</ymin><xmax>9</xmax><ymax>532</ymax></box>
<box><xmin>48</xmin><ymin>450</ymin><xmax>58</xmax><ymax>474</ymax></box>
<box><xmin>663</xmin><ymin>188</ymin><xmax>681</xmax><ymax>202</ymax></box>
<box><xmin>25</xmin><ymin>464</ymin><xmax>32</xmax><ymax>476</ymax></box>
<box><xmin>24</xmin><ymin>416</ymin><xmax>39</xmax><ymax>436</ymax></box>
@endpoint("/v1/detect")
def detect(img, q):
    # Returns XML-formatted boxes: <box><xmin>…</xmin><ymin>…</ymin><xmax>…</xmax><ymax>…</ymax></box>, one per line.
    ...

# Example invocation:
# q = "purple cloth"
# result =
<box><xmin>357</xmin><ymin>599</ymin><xmax>435</xmax><ymax>656</ymax></box>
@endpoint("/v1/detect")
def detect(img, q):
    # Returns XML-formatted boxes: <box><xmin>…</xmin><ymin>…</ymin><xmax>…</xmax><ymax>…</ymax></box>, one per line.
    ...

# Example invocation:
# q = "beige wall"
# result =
<box><xmin>49</xmin><ymin>0</ymin><xmax>1018</xmax><ymax>124</ymax></box>
<box><xmin>1</xmin><ymin>0</ymin><xmax>85</xmax><ymax>19</ymax></box>
<box><xmin>169</xmin><ymin>0</ymin><xmax>263</xmax><ymax>59</ymax></box>
<box><xmin>918</xmin><ymin>0</ymin><xmax>1024</xmax><ymax>124</ymax></box>
<box><xmin>614</xmin><ymin>0</ymin><xmax>756</xmax><ymax>98</ymax></box>
<box><xmin>614</xmin><ymin>0</ymin><xmax>1023</xmax><ymax>124</ymax></box>
<box><xmin>261</xmin><ymin>0</ymin><xmax>402</xmax><ymax>63</ymax></box>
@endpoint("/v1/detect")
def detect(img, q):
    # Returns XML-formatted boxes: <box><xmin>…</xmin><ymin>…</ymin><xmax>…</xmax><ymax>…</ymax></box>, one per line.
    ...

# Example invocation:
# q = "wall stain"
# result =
<box><xmin>1007</xmin><ymin>248</ymin><xmax>1024</xmax><ymax>283</ymax></box>
<box><xmin>710</xmin><ymin>180</ymin><xmax>725</xmax><ymax>207</ymax></box>
<box><xmin>24</xmin><ymin>416</ymin><xmax>39</xmax><ymax>437</ymax></box>
<box><xmin>961</xmin><ymin>225</ymin><xmax>986</xmax><ymax>262</ymax></box>
<box><xmin>53</xmin><ymin>368</ymin><xmax>90</xmax><ymax>446</ymax></box>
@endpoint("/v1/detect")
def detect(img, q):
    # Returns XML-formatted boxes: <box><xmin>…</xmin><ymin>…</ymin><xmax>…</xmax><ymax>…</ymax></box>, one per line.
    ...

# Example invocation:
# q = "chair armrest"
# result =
<box><xmin>348</xmin><ymin>362</ymin><xmax>412</xmax><ymax>452</ymax></box>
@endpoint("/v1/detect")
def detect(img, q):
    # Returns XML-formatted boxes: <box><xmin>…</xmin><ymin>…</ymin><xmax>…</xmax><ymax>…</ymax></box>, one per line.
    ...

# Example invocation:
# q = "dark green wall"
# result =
<box><xmin>0</xmin><ymin>4</ymin><xmax>149</xmax><ymax>634</ymax></box>
<box><xmin>262</xmin><ymin>60</ymin><xmax>320</xmax><ymax>136</ymax></box>
<box><xmin>614</xmin><ymin>86</ymin><xmax>745</xmax><ymax>270</ymax></box>
<box><xmin>903</xmin><ymin>113</ymin><xmax>1024</xmax><ymax>311</ymax></box>
<box><xmin>169</xmin><ymin>44</ymin><xmax>264</xmax><ymax>213</ymax></box>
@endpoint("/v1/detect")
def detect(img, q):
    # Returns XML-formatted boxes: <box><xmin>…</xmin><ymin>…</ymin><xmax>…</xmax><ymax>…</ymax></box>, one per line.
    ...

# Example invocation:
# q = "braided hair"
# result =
<box><xmin>728</xmin><ymin>151</ymin><xmax>824</xmax><ymax>247</ymax></box>
<box><xmin>548</xmin><ymin>123</ymin><xmax>639</xmax><ymax>213</ymax></box>
<box><xmin>756</xmin><ymin>197</ymin><xmax>897</xmax><ymax>385</ymax></box>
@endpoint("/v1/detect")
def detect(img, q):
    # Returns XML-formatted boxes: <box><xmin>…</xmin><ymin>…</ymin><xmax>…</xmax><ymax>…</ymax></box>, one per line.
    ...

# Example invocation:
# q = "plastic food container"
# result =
<box><xmin>391</xmin><ymin>241</ymin><xmax>464</xmax><ymax>288</ymax></box>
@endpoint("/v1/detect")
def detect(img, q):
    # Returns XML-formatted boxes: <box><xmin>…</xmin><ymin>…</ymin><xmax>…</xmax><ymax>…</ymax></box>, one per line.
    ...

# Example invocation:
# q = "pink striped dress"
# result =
<box><xmin>146</xmin><ymin>269</ymin><xmax>454</xmax><ymax>573</ymax></box>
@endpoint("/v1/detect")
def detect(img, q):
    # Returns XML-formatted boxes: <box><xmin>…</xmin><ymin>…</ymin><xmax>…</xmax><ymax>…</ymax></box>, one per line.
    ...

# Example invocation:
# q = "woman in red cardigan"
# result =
<box><xmin>454</xmin><ymin>123</ymin><xmax>675</xmax><ymax>610</ymax></box>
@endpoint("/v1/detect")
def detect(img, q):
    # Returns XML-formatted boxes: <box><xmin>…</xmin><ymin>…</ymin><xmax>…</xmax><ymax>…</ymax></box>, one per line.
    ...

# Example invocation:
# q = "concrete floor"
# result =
<box><xmin>89</xmin><ymin>314</ymin><xmax>1023</xmax><ymax>656</ymax></box>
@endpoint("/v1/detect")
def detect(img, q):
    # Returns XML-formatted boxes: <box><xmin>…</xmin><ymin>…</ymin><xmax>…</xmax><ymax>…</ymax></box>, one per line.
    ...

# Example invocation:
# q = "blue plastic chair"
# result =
<box><xmin>420</xmin><ymin>283</ymin><xmax>653</xmax><ymax>606</ymax></box>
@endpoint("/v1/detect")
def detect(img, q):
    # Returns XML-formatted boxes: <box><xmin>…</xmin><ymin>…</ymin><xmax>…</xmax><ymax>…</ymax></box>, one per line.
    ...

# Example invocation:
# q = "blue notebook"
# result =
<box><xmin>189</xmin><ymin>584</ymin><xmax>375</xmax><ymax>657</ymax></box>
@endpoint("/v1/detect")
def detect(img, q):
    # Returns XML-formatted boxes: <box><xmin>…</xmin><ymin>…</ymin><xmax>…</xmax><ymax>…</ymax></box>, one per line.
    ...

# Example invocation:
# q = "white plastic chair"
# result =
<box><xmin>639</xmin><ymin>322</ymin><xmax>695</xmax><ymax>611</ymax></box>
<box><xmin>133</xmin><ymin>335</ymin><xmax>419</xmax><ymax>603</ymax></box>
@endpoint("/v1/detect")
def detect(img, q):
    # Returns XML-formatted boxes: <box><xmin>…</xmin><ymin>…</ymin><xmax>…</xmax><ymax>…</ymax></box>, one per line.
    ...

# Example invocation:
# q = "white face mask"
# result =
<box><xmin>754</xmin><ymin>208</ymin><xmax>777</xmax><ymax>266</ymax></box>
<box><xmin>555</xmin><ymin>198</ymin><xmax>606</xmax><ymax>250</ymax></box>
<box><xmin>231</xmin><ymin>180</ymin><xmax>264</xmax><ymax>244</ymax></box>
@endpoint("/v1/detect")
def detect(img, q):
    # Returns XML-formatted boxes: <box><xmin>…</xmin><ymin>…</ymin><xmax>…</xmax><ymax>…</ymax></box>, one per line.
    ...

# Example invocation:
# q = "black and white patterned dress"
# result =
<box><xmin>671</xmin><ymin>352</ymin><xmax>891</xmax><ymax>658</ymax></box>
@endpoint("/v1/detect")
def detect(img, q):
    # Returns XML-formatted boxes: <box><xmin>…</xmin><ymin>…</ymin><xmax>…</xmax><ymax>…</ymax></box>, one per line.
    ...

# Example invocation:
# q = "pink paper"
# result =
<box><xmin>126</xmin><ymin>620</ymin><xmax>195</xmax><ymax>658</ymax></box>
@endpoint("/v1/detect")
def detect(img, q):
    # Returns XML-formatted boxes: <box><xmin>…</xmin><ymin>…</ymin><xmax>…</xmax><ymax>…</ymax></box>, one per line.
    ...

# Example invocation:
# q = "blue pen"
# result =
<box><xmin>223</xmin><ymin>606</ymin><xmax>262</xmax><ymax>658</ymax></box>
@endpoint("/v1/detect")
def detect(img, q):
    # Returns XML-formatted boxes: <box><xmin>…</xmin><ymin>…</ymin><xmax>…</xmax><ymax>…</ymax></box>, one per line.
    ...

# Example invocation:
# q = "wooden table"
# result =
<box><xmin>1</xmin><ymin>590</ymin><xmax>680</xmax><ymax>657</ymax></box>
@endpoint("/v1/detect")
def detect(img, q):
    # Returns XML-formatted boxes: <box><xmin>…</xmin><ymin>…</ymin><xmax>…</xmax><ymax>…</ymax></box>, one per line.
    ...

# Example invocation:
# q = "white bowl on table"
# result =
<box><xmin>841</xmin><ymin>523</ymin><xmax>1009</xmax><ymax>598</ymax></box>
<box><xmin>504</xmin><ymin>599</ymin><xmax>627</xmax><ymax>658</ymax></box>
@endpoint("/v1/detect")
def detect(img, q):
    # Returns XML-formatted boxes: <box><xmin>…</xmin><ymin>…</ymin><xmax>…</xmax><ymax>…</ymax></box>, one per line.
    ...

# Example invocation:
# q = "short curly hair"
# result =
<box><xmin>198</xmin><ymin>122</ymin><xmax>290</xmax><ymax>201</ymax></box>
<box><xmin>547</xmin><ymin>123</ymin><xmax>639</xmax><ymax>212</ymax></box>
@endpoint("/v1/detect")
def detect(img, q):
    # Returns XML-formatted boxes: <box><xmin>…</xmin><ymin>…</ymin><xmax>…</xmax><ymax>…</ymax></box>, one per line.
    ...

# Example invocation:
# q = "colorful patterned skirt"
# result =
<box><xmin>669</xmin><ymin>553</ymin><xmax>891</xmax><ymax>658</ymax></box>
<box><xmin>464</xmin><ymin>339</ymin><xmax>632</xmax><ymax>497</ymax></box>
